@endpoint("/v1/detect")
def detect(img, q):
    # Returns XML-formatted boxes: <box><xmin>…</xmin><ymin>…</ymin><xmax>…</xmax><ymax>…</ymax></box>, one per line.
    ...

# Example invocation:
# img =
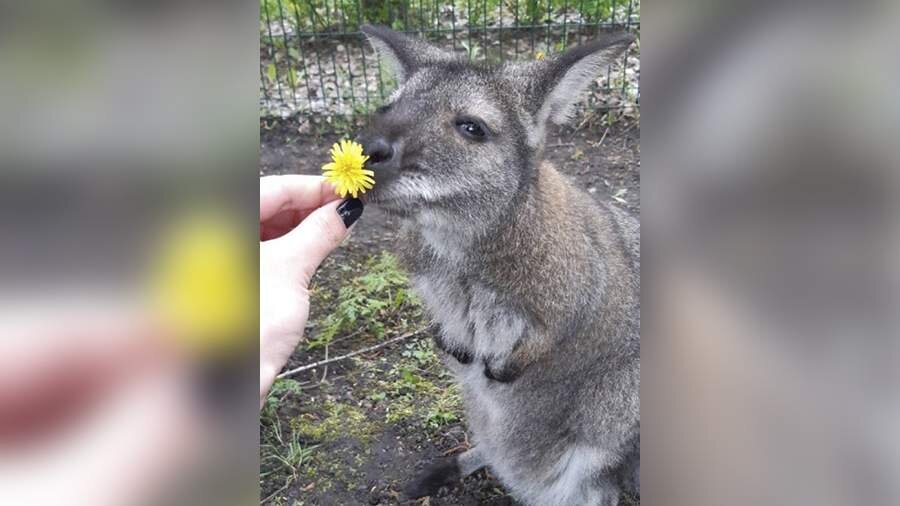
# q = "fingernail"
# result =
<box><xmin>337</xmin><ymin>198</ymin><xmax>364</xmax><ymax>228</ymax></box>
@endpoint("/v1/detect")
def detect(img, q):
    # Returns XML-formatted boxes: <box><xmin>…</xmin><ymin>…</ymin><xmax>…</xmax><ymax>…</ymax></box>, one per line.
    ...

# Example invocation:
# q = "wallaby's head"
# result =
<box><xmin>358</xmin><ymin>25</ymin><xmax>634</xmax><ymax>220</ymax></box>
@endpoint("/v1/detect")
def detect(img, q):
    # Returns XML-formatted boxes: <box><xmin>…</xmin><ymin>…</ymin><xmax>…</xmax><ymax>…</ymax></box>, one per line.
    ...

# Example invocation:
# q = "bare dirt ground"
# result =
<box><xmin>259</xmin><ymin>114</ymin><xmax>640</xmax><ymax>506</ymax></box>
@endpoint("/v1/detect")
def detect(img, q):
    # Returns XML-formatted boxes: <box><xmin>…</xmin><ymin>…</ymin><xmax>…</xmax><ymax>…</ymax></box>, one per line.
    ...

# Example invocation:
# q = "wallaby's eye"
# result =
<box><xmin>455</xmin><ymin>118</ymin><xmax>487</xmax><ymax>141</ymax></box>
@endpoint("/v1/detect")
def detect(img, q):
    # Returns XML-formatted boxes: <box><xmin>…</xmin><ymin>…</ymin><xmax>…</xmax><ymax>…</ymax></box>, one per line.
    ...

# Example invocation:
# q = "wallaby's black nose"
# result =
<box><xmin>363</xmin><ymin>137</ymin><xmax>394</xmax><ymax>165</ymax></box>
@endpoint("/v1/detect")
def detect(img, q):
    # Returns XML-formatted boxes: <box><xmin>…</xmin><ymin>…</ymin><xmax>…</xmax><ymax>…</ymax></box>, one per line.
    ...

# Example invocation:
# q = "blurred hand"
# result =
<box><xmin>259</xmin><ymin>175</ymin><xmax>362</xmax><ymax>407</ymax></box>
<box><xmin>0</xmin><ymin>309</ymin><xmax>201</xmax><ymax>506</ymax></box>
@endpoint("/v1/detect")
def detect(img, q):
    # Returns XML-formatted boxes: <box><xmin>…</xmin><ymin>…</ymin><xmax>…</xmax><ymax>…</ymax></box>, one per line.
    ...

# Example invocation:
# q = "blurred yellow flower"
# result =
<box><xmin>147</xmin><ymin>207</ymin><xmax>253</xmax><ymax>356</ymax></box>
<box><xmin>535</xmin><ymin>50</ymin><xmax>546</xmax><ymax>60</ymax></box>
<box><xmin>322</xmin><ymin>139</ymin><xmax>374</xmax><ymax>198</ymax></box>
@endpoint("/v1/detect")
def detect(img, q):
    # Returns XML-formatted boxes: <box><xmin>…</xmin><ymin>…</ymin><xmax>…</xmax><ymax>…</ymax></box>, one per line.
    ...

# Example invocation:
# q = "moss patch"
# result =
<box><xmin>366</xmin><ymin>338</ymin><xmax>463</xmax><ymax>433</ymax></box>
<box><xmin>291</xmin><ymin>400</ymin><xmax>379</xmax><ymax>444</ymax></box>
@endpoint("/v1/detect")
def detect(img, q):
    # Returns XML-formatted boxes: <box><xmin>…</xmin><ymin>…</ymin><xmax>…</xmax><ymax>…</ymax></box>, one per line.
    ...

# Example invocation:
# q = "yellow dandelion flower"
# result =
<box><xmin>322</xmin><ymin>139</ymin><xmax>374</xmax><ymax>198</ymax></box>
<box><xmin>535</xmin><ymin>50</ymin><xmax>546</xmax><ymax>60</ymax></box>
<box><xmin>147</xmin><ymin>206</ymin><xmax>253</xmax><ymax>357</ymax></box>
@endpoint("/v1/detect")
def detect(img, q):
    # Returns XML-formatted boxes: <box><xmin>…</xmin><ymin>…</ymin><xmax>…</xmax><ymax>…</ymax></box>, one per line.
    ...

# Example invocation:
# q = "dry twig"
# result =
<box><xmin>320</xmin><ymin>344</ymin><xmax>329</xmax><ymax>383</ymax></box>
<box><xmin>261</xmin><ymin>481</ymin><xmax>290</xmax><ymax>505</ymax></box>
<box><xmin>277</xmin><ymin>327</ymin><xmax>429</xmax><ymax>379</ymax></box>
<box><xmin>596</xmin><ymin>126</ymin><xmax>610</xmax><ymax>148</ymax></box>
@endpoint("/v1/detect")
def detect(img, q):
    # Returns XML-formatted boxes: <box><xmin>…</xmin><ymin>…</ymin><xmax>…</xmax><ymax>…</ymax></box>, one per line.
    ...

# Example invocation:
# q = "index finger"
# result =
<box><xmin>259</xmin><ymin>175</ymin><xmax>340</xmax><ymax>223</ymax></box>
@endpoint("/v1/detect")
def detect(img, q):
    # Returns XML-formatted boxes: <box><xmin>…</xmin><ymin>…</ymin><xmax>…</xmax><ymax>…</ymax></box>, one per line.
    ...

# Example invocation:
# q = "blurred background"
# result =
<box><xmin>0</xmin><ymin>2</ymin><xmax>259</xmax><ymax>505</ymax></box>
<box><xmin>643</xmin><ymin>1</ymin><xmax>899</xmax><ymax>506</ymax></box>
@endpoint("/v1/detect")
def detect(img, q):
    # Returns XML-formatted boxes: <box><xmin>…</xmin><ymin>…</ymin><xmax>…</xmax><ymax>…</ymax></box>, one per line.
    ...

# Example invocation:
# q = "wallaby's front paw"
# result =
<box><xmin>450</xmin><ymin>348</ymin><xmax>473</xmax><ymax>364</ymax></box>
<box><xmin>404</xmin><ymin>457</ymin><xmax>462</xmax><ymax>499</ymax></box>
<box><xmin>483</xmin><ymin>359</ymin><xmax>523</xmax><ymax>383</ymax></box>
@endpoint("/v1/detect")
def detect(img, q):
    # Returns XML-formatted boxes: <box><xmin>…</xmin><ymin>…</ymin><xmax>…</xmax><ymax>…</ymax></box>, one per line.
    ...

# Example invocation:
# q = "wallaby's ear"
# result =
<box><xmin>360</xmin><ymin>24</ymin><xmax>456</xmax><ymax>84</ymax></box>
<box><xmin>530</xmin><ymin>32</ymin><xmax>635</xmax><ymax>126</ymax></box>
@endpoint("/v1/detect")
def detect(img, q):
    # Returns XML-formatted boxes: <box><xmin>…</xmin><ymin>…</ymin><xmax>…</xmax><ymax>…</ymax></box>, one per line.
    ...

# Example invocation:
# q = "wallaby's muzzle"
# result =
<box><xmin>363</xmin><ymin>136</ymin><xmax>393</xmax><ymax>165</ymax></box>
<box><xmin>358</xmin><ymin>133</ymin><xmax>403</xmax><ymax>192</ymax></box>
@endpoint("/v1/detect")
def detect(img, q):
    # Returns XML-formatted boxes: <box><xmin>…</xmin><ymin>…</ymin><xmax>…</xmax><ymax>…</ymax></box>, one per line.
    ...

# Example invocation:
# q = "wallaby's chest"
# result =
<box><xmin>409</xmin><ymin>271</ymin><xmax>527</xmax><ymax>361</ymax></box>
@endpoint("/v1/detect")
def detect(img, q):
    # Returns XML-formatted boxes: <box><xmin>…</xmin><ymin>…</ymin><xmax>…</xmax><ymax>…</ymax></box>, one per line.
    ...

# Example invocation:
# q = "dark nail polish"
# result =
<box><xmin>337</xmin><ymin>198</ymin><xmax>364</xmax><ymax>228</ymax></box>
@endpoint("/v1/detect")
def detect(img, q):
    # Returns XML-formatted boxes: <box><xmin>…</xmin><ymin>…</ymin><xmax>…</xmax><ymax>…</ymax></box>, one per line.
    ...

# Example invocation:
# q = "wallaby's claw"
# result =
<box><xmin>403</xmin><ymin>457</ymin><xmax>461</xmax><ymax>499</ymax></box>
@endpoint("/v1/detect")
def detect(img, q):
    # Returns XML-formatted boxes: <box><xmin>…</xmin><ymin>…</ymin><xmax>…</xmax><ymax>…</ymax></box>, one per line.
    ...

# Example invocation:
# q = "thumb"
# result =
<box><xmin>281</xmin><ymin>197</ymin><xmax>363</xmax><ymax>278</ymax></box>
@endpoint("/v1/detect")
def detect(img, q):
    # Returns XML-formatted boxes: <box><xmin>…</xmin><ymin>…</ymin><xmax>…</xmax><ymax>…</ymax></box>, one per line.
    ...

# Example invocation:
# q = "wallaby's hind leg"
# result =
<box><xmin>404</xmin><ymin>447</ymin><xmax>486</xmax><ymax>499</ymax></box>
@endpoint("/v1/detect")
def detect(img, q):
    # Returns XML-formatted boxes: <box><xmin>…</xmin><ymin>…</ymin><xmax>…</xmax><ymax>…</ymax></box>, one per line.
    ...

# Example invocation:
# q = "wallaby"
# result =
<box><xmin>357</xmin><ymin>25</ymin><xmax>639</xmax><ymax>506</ymax></box>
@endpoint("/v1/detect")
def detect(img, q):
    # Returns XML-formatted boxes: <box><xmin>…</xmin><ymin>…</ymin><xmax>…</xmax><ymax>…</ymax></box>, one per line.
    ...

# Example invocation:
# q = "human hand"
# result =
<box><xmin>0</xmin><ymin>307</ymin><xmax>202</xmax><ymax>506</ymax></box>
<box><xmin>259</xmin><ymin>175</ymin><xmax>363</xmax><ymax>406</ymax></box>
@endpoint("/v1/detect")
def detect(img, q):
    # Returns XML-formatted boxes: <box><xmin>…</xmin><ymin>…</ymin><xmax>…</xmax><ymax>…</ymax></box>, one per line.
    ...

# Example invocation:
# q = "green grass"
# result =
<box><xmin>368</xmin><ymin>337</ymin><xmax>463</xmax><ymax>431</ymax></box>
<box><xmin>262</xmin><ymin>378</ymin><xmax>307</xmax><ymax>418</ymax></box>
<box><xmin>308</xmin><ymin>252</ymin><xmax>421</xmax><ymax>349</ymax></box>
<box><xmin>260</xmin><ymin>419</ymin><xmax>318</xmax><ymax>501</ymax></box>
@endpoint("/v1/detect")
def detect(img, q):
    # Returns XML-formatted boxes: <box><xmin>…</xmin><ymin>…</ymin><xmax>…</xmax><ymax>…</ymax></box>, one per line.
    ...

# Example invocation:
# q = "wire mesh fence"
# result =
<box><xmin>259</xmin><ymin>0</ymin><xmax>639</xmax><ymax>118</ymax></box>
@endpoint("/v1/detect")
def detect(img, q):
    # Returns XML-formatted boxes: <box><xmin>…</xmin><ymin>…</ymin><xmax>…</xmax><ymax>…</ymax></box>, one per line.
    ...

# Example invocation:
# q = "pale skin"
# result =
<box><xmin>259</xmin><ymin>175</ymin><xmax>355</xmax><ymax>407</ymax></box>
<box><xmin>0</xmin><ymin>307</ymin><xmax>201</xmax><ymax>506</ymax></box>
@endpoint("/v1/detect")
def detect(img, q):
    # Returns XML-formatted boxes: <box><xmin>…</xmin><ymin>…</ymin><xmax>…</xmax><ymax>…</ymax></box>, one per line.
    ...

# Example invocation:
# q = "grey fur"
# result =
<box><xmin>359</xmin><ymin>25</ymin><xmax>639</xmax><ymax>506</ymax></box>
